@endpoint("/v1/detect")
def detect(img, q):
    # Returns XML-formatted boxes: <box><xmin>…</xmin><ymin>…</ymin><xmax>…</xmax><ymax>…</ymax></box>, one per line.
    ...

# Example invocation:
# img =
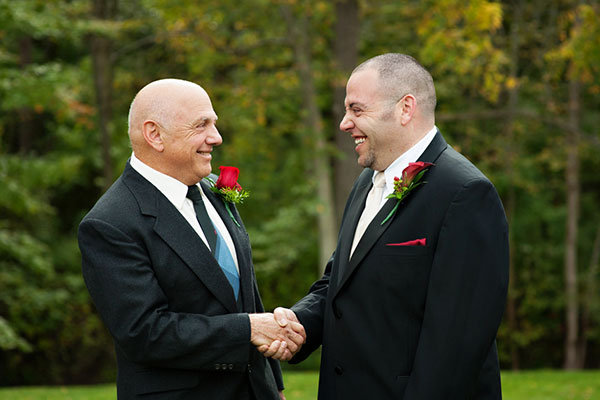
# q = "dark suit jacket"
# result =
<box><xmin>78</xmin><ymin>162</ymin><xmax>282</xmax><ymax>400</ymax></box>
<box><xmin>291</xmin><ymin>132</ymin><xmax>509</xmax><ymax>399</ymax></box>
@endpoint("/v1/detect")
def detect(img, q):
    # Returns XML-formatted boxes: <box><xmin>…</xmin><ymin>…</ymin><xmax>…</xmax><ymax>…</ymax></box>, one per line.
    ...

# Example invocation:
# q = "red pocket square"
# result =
<box><xmin>386</xmin><ymin>238</ymin><xmax>426</xmax><ymax>247</ymax></box>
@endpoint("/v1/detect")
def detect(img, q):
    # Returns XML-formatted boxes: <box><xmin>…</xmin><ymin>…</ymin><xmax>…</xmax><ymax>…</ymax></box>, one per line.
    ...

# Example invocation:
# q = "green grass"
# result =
<box><xmin>501</xmin><ymin>370</ymin><xmax>600</xmax><ymax>400</ymax></box>
<box><xmin>0</xmin><ymin>384</ymin><xmax>116</xmax><ymax>400</ymax></box>
<box><xmin>0</xmin><ymin>370</ymin><xmax>598</xmax><ymax>399</ymax></box>
<box><xmin>280</xmin><ymin>371</ymin><xmax>319</xmax><ymax>400</ymax></box>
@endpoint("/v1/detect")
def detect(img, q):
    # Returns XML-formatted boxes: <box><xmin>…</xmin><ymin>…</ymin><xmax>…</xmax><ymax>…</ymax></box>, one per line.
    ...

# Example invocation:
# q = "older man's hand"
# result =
<box><xmin>249</xmin><ymin>311</ymin><xmax>306</xmax><ymax>361</ymax></box>
<box><xmin>253</xmin><ymin>308</ymin><xmax>305</xmax><ymax>361</ymax></box>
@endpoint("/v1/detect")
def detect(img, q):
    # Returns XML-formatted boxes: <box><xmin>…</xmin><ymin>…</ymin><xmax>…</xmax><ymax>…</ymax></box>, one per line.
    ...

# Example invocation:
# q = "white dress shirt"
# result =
<box><xmin>372</xmin><ymin>126</ymin><xmax>438</xmax><ymax>208</ymax></box>
<box><xmin>130</xmin><ymin>153</ymin><xmax>239</xmax><ymax>271</ymax></box>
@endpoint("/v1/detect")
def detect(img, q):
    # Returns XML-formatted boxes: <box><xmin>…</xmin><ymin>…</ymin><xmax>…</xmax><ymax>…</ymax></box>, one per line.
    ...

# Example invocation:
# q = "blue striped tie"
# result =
<box><xmin>187</xmin><ymin>185</ymin><xmax>240</xmax><ymax>299</ymax></box>
<box><xmin>214</xmin><ymin>230</ymin><xmax>240</xmax><ymax>299</ymax></box>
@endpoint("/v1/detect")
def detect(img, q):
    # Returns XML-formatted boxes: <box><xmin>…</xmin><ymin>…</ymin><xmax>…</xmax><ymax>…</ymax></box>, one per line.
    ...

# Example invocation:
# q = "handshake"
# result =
<box><xmin>249</xmin><ymin>307</ymin><xmax>305</xmax><ymax>361</ymax></box>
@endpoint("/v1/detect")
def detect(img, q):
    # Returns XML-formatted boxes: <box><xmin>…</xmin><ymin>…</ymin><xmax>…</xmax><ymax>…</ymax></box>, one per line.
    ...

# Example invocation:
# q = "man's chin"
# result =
<box><xmin>357</xmin><ymin>157</ymin><xmax>373</xmax><ymax>169</ymax></box>
<box><xmin>198</xmin><ymin>165</ymin><xmax>212</xmax><ymax>179</ymax></box>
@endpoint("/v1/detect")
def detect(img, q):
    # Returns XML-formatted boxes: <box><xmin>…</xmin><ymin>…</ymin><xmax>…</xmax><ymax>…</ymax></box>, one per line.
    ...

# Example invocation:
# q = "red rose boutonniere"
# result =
<box><xmin>205</xmin><ymin>166</ymin><xmax>249</xmax><ymax>227</ymax></box>
<box><xmin>380</xmin><ymin>161</ymin><xmax>434</xmax><ymax>225</ymax></box>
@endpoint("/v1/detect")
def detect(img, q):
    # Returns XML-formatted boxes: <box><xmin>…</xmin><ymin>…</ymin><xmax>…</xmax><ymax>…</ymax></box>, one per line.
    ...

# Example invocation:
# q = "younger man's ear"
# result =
<box><xmin>397</xmin><ymin>94</ymin><xmax>416</xmax><ymax>125</ymax></box>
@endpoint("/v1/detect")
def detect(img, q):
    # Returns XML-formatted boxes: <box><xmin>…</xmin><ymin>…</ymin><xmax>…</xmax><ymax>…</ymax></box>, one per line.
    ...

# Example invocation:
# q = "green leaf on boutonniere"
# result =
<box><xmin>380</xmin><ymin>162</ymin><xmax>434</xmax><ymax>225</ymax></box>
<box><xmin>204</xmin><ymin>166</ymin><xmax>250</xmax><ymax>227</ymax></box>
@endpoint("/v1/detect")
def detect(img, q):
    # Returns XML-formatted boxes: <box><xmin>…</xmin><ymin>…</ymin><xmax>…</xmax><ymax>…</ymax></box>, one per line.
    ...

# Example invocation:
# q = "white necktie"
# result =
<box><xmin>350</xmin><ymin>172</ymin><xmax>386</xmax><ymax>259</ymax></box>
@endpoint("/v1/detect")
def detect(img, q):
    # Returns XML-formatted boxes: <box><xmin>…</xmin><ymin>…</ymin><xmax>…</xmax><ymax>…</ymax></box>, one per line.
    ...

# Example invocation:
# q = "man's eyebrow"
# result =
<box><xmin>347</xmin><ymin>102</ymin><xmax>366</xmax><ymax>109</ymax></box>
<box><xmin>192</xmin><ymin>115</ymin><xmax>218</xmax><ymax>125</ymax></box>
<box><xmin>191</xmin><ymin>117</ymin><xmax>207</xmax><ymax>125</ymax></box>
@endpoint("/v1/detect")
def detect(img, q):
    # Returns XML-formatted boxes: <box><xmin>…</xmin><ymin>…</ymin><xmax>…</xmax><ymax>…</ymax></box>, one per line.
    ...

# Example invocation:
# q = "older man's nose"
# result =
<box><xmin>207</xmin><ymin>126</ymin><xmax>223</xmax><ymax>145</ymax></box>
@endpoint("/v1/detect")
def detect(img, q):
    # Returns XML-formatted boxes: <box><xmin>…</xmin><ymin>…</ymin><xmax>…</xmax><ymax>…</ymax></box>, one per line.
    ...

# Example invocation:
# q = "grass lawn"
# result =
<box><xmin>0</xmin><ymin>370</ymin><xmax>598</xmax><ymax>399</ymax></box>
<box><xmin>501</xmin><ymin>370</ymin><xmax>599</xmax><ymax>400</ymax></box>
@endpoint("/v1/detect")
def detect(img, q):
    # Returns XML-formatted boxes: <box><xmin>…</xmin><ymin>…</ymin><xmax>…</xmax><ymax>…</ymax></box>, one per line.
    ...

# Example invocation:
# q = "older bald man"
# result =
<box><xmin>78</xmin><ymin>79</ymin><xmax>304</xmax><ymax>400</ymax></box>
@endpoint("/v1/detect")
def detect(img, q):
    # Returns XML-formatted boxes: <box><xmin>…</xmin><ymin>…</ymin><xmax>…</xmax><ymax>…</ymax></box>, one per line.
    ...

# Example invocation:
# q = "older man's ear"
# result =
<box><xmin>141</xmin><ymin>120</ymin><xmax>165</xmax><ymax>152</ymax></box>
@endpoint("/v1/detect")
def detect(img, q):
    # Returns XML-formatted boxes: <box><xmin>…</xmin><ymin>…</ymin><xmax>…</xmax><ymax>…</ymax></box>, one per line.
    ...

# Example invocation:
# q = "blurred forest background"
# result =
<box><xmin>1</xmin><ymin>0</ymin><xmax>599</xmax><ymax>386</ymax></box>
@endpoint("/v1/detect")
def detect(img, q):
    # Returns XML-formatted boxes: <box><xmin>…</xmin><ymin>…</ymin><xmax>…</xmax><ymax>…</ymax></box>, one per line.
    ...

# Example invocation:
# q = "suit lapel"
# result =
<box><xmin>200</xmin><ymin>180</ymin><xmax>255</xmax><ymax>313</ymax></box>
<box><xmin>342</xmin><ymin>198</ymin><xmax>397</xmax><ymax>270</ymax></box>
<box><xmin>334</xmin><ymin>172</ymin><xmax>372</xmax><ymax>285</ymax></box>
<box><xmin>334</xmin><ymin>131</ymin><xmax>448</xmax><ymax>297</ymax></box>
<box><xmin>417</xmin><ymin>130</ymin><xmax>447</xmax><ymax>165</ymax></box>
<box><xmin>123</xmin><ymin>164</ymin><xmax>239</xmax><ymax>313</ymax></box>
<box><xmin>335</xmin><ymin>193</ymin><xmax>397</xmax><ymax>295</ymax></box>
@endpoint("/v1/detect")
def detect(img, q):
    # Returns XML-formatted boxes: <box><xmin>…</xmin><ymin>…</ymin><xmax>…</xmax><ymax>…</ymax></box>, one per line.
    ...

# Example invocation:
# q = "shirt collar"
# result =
<box><xmin>129</xmin><ymin>153</ymin><xmax>191</xmax><ymax>210</ymax></box>
<box><xmin>373</xmin><ymin>126</ymin><xmax>438</xmax><ymax>191</ymax></box>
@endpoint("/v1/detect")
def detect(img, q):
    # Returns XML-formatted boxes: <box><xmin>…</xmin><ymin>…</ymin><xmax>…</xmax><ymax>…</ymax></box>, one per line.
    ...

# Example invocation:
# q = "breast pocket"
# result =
<box><xmin>380</xmin><ymin>244</ymin><xmax>430</xmax><ymax>257</ymax></box>
<box><xmin>373</xmin><ymin>245</ymin><xmax>432</xmax><ymax>289</ymax></box>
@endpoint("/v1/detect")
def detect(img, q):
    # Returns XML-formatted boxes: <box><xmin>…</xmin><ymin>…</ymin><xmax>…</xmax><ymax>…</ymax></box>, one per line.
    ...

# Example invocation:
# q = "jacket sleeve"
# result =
<box><xmin>403</xmin><ymin>178</ymin><xmax>509</xmax><ymax>399</ymax></box>
<box><xmin>251</xmin><ymin>277</ymin><xmax>285</xmax><ymax>390</ymax></box>
<box><xmin>288</xmin><ymin>170</ymin><xmax>370</xmax><ymax>364</ymax></box>
<box><xmin>289</xmin><ymin>253</ymin><xmax>333</xmax><ymax>363</ymax></box>
<box><xmin>78</xmin><ymin>217</ymin><xmax>252</xmax><ymax>371</ymax></box>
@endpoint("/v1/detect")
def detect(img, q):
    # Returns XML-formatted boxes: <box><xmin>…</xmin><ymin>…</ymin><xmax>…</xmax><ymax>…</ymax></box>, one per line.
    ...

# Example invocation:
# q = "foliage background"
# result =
<box><xmin>1</xmin><ymin>0</ymin><xmax>599</xmax><ymax>384</ymax></box>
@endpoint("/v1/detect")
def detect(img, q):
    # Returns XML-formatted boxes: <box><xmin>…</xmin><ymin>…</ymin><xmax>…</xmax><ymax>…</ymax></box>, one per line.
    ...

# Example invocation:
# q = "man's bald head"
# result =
<box><xmin>126</xmin><ymin>78</ymin><xmax>221</xmax><ymax>185</ymax></box>
<box><xmin>353</xmin><ymin>53</ymin><xmax>436</xmax><ymax>119</ymax></box>
<box><xmin>127</xmin><ymin>79</ymin><xmax>209</xmax><ymax>151</ymax></box>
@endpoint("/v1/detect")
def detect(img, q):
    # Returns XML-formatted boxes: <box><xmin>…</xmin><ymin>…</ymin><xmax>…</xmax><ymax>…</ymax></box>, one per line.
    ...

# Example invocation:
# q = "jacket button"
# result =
<box><xmin>228</xmin><ymin>364</ymin><xmax>234</xmax><ymax>370</ymax></box>
<box><xmin>221</xmin><ymin>364</ymin><xmax>228</xmax><ymax>370</ymax></box>
<box><xmin>334</xmin><ymin>365</ymin><xmax>344</xmax><ymax>375</ymax></box>
<box><xmin>215</xmin><ymin>364</ymin><xmax>220</xmax><ymax>370</ymax></box>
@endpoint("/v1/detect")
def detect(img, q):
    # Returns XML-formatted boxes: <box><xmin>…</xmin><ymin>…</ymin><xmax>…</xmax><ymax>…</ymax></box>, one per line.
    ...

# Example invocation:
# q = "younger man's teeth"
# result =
<box><xmin>355</xmin><ymin>138</ymin><xmax>366</xmax><ymax>145</ymax></box>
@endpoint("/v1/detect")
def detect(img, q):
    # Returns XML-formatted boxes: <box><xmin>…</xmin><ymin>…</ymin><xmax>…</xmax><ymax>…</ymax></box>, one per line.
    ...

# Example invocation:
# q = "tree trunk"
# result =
<box><xmin>576</xmin><ymin>225</ymin><xmax>600</xmax><ymax>368</ymax></box>
<box><xmin>282</xmin><ymin>6</ymin><xmax>338</xmax><ymax>274</ymax></box>
<box><xmin>18</xmin><ymin>37</ymin><xmax>34</xmax><ymax>154</ymax></box>
<box><xmin>503</xmin><ymin>0</ymin><xmax>522</xmax><ymax>370</ymax></box>
<box><xmin>90</xmin><ymin>0</ymin><xmax>117</xmax><ymax>192</ymax></box>
<box><xmin>563</xmin><ymin>69</ymin><xmax>581</xmax><ymax>370</ymax></box>
<box><xmin>332</xmin><ymin>0</ymin><xmax>362</xmax><ymax>225</ymax></box>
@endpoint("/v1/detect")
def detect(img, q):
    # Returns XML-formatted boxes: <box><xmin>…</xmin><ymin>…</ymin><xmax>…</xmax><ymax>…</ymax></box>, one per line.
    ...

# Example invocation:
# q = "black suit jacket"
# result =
<box><xmin>291</xmin><ymin>132</ymin><xmax>509</xmax><ymax>399</ymax></box>
<box><xmin>78</xmin><ymin>162</ymin><xmax>282</xmax><ymax>400</ymax></box>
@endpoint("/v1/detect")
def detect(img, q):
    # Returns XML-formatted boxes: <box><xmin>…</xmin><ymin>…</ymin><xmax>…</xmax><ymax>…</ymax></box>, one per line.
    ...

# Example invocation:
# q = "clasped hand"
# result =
<box><xmin>249</xmin><ymin>307</ymin><xmax>305</xmax><ymax>361</ymax></box>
